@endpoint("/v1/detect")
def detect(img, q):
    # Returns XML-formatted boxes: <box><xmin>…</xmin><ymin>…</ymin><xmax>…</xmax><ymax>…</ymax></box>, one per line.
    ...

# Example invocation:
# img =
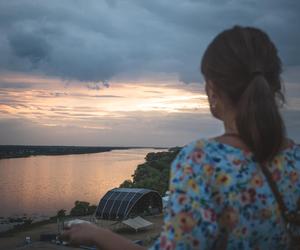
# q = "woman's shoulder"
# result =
<box><xmin>181</xmin><ymin>138</ymin><xmax>222</xmax><ymax>152</ymax></box>
<box><xmin>177</xmin><ymin>138</ymin><xmax>300</xmax><ymax>165</ymax></box>
<box><xmin>177</xmin><ymin>138</ymin><xmax>212</xmax><ymax>159</ymax></box>
<box><xmin>284</xmin><ymin>139</ymin><xmax>300</xmax><ymax>162</ymax></box>
<box><xmin>180</xmin><ymin>138</ymin><xmax>251</xmax><ymax>159</ymax></box>
<box><xmin>174</xmin><ymin>138</ymin><xmax>242</xmax><ymax>169</ymax></box>
<box><xmin>184</xmin><ymin>137</ymin><xmax>300</xmax><ymax>155</ymax></box>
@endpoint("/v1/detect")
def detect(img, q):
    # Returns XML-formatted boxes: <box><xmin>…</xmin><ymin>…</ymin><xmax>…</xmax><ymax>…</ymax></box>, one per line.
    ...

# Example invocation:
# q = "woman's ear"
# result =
<box><xmin>206</xmin><ymin>80</ymin><xmax>223</xmax><ymax>120</ymax></box>
<box><xmin>206</xmin><ymin>80</ymin><xmax>218</xmax><ymax>106</ymax></box>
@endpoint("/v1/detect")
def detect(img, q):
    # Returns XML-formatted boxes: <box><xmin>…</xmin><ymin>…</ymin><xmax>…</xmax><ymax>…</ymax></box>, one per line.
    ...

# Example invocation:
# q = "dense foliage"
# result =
<box><xmin>119</xmin><ymin>147</ymin><xmax>181</xmax><ymax>195</ymax></box>
<box><xmin>0</xmin><ymin>149</ymin><xmax>182</xmax><ymax>236</ymax></box>
<box><xmin>69</xmin><ymin>201</ymin><xmax>97</xmax><ymax>216</ymax></box>
<box><xmin>55</xmin><ymin>148</ymin><xmax>181</xmax><ymax>218</ymax></box>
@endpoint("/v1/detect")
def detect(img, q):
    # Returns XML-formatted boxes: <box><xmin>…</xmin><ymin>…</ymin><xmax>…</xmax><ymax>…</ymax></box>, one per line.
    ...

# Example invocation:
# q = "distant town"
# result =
<box><xmin>0</xmin><ymin>145</ymin><xmax>164</xmax><ymax>159</ymax></box>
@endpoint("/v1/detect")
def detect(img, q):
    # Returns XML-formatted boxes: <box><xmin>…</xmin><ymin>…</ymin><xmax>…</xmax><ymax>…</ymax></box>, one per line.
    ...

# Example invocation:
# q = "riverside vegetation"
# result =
<box><xmin>65</xmin><ymin>147</ymin><xmax>181</xmax><ymax>218</ymax></box>
<box><xmin>0</xmin><ymin>201</ymin><xmax>97</xmax><ymax>237</ymax></box>
<box><xmin>64</xmin><ymin>147</ymin><xmax>181</xmax><ymax>218</ymax></box>
<box><xmin>0</xmin><ymin>145</ymin><xmax>149</xmax><ymax>159</ymax></box>
<box><xmin>0</xmin><ymin>147</ymin><xmax>181</xmax><ymax>236</ymax></box>
<box><xmin>119</xmin><ymin>147</ymin><xmax>181</xmax><ymax>195</ymax></box>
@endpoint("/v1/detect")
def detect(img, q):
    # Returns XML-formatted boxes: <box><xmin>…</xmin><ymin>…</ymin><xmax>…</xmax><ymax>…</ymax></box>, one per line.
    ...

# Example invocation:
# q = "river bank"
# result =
<box><xmin>0</xmin><ymin>148</ymin><xmax>178</xmax><ymax>249</ymax></box>
<box><xmin>0</xmin><ymin>214</ymin><xmax>164</xmax><ymax>249</ymax></box>
<box><xmin>0</xmin><ymin>148</ymin><xmax>160</xmax><ymax>217</ymax></box>
<box><xmin>0</xmin><ymin>215</ymin><xmax>50</xmax><ymax>234</ymax></box>
<box><xmin>0</xmin><ymin>145</ymin><xmax>165</xmax><ymax>159</ymax></box>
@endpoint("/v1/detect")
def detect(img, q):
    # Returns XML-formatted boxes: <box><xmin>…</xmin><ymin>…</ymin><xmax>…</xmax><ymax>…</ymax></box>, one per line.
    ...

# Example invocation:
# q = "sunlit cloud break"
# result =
<box><xmin>0</xmin><ymin>0</ymin><xmax>299</xmax><ymax>146</ymax></box>
<box><xmin>0</xmin><ymin>73</ymin><xmax>209</xmax><ymax>139</ymax></box>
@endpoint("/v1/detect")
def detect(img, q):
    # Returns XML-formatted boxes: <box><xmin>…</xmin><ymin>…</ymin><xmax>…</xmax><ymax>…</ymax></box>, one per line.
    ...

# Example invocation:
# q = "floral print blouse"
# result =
<box><xmin>150</xmin><ymin>139</ymin><xmax>300</xmax><ymax>250</ymax></box>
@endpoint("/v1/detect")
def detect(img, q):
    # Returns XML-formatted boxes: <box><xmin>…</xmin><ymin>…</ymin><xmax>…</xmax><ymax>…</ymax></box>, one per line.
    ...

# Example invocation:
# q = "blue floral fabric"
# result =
<box><xmin>149</xmin><ymin>139</ymin><xmax>300</xmax><ymax>250</ymax></box>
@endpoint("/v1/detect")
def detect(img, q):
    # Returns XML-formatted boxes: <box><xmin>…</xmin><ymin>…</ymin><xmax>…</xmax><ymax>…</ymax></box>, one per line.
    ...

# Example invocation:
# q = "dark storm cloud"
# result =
<box><xmin>0</xmin><ymin>82</ymin><xmax>32</xmax><ymax>89</ymax></box>
<box><xmin>0</xmin><ymin>0</ymin><xmax>299</xmax><ymax>83</ymax></box>
<box><xmin>8</xmin><ymin>31</ymin><xmax>51</xmax><ymax>64</ymax></box>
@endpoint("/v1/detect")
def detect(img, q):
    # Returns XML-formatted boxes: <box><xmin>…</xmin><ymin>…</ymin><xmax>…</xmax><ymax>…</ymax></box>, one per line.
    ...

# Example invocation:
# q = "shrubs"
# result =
<box><xmin>57</xmin><ymin>148</ymin><xmax>181</xmax><ymax>218</ymax></box>
<box><xmin>70</xmin><ymin>201</ymin><xmax>97</xmax><ymax>216</ymax></box>
<box><xmin>120</xmin><ymin>147</ymin><xmax>181</xmax><ymax>195</ymax></box>
<box><xmin>55</xmin><ymin>201</ymin><xmax>97</xmax><ymax>219</ymax></box>
<box><xmin>57</xmin><ymin>209</ymin><xmax>66</xmax><ymax>218</ymax></box>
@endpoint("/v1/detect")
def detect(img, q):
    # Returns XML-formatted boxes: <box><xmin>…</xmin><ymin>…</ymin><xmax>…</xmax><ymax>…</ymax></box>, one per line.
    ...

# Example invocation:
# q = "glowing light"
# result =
<box><xmin>0</xmin><ymin>73</ymin><xmax>210</xmax><ymax>130</ymax></box>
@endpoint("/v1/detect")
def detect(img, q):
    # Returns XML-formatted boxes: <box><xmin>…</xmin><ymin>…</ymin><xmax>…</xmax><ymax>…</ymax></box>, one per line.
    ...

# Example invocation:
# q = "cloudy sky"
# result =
<box><xmin>0</xmin><ymin>0</ymin><xmax>299</xmax><ymax>147</ymax></box>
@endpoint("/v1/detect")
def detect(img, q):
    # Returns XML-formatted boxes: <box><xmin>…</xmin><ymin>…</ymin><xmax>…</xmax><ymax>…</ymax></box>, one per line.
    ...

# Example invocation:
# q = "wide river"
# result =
<box><xmin>0</xmin><ymin>148</ymin><xmax>161</xmax><ymax>217</ymax></box>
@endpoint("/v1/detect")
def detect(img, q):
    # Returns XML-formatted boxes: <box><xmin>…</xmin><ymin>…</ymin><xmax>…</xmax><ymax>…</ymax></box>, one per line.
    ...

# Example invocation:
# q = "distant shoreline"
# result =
<box><xmin>0</xmin><ymin>145</ymin><xmax>167</xmax><ymax>159</ymax></box>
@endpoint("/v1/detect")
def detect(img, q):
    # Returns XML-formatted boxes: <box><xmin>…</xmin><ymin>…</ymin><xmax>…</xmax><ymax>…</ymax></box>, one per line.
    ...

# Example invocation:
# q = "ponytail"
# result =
<box><xmin>201</xmin><ymin>26</ymin><xmax>286</xmax><ymax>163</ymax></box>
<box><xmin>236</xmin><ymin>74</ymin><xmax>285</xmax><ymax>163</ymax></box>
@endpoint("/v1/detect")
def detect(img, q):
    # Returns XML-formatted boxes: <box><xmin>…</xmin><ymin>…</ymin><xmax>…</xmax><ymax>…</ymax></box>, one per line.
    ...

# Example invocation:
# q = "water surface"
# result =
<box><xmin>0</xmin><ymin>149</ymin><xmax>159</xmax><ymax>217</ymax></box>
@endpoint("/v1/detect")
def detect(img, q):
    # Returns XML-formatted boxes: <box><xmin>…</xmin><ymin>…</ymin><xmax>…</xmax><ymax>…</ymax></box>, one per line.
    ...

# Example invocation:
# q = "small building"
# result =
<box><xmin>95</xmin><ymin>188</ymin><xmax>162</xmax><ymax>220</ymax></box>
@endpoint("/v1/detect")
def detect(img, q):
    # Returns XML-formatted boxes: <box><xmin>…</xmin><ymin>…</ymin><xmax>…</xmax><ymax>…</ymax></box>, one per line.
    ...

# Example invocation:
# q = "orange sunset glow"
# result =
<box><xmin>0</xmin><ymin>2</ymin><xmax>300</xmax><ymax>248</ymax></box>
<box><xmin>0</xmin><ymin>73</ymin><xmax>208</xmax><ymax>114</ymax></box>
<box><xmin>0</xmin><ymin>0</ymin><xmax>299</xmax><ymax>147</ymax></box>
<box><xmin>0</xmin><ymin>72</ymin><xmax>221</xmax><ymax>146</ymax></box>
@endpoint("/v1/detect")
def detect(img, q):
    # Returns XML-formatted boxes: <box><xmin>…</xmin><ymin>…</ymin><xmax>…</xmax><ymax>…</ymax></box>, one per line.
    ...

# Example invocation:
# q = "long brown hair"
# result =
<box><xmin>201</xmin><ymin>26</ymin><xmax>286</xmax><ymax>163</ymax></box>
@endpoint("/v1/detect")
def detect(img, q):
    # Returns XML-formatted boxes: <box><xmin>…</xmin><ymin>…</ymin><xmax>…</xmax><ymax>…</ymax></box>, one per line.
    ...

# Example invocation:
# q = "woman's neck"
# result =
<box><xmin>223</xmin><ymin>117</ymin><xmax>238</xmax><ymax>135</ymax></box>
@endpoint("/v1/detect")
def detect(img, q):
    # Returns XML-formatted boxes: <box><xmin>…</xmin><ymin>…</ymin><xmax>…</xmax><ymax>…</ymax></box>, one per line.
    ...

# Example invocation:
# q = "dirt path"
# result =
<box><xmin>0</xmin><ymin>215</ymin><xmax>163</xmax><ymax>249</ymax></box>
